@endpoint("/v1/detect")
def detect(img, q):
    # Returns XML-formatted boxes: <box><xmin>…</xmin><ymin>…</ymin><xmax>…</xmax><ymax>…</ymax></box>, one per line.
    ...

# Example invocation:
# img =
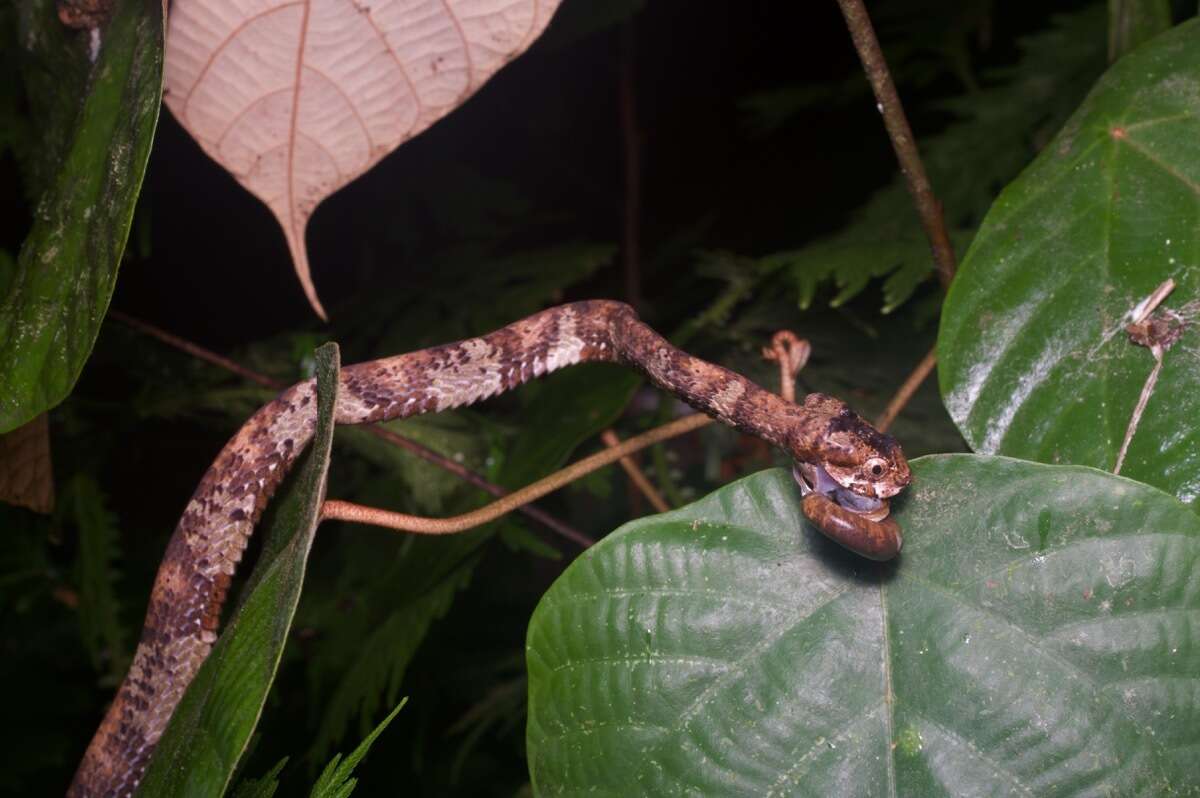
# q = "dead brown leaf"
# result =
<box><xmin>0</xmin><ymin>413</ymin><xmax>55</xmax><ymax>514</ymax></box>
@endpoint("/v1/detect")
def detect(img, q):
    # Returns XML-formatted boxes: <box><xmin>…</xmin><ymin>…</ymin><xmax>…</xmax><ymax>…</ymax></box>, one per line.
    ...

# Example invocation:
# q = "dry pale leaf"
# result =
<box><xmin>163</xmin><ymin>0</ymin><xmax>563</xmax><ymax>318</ymax></box>
<box><xmin>0</xmin><ymin>413</ymin><xmax>55</xmax><ymax>514</ymax></box>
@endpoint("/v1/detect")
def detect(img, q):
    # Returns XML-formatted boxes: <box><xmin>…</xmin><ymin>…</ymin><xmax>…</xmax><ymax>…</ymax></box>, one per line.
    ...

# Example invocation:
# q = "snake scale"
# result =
<box><xmin>68</xmin><ymin>300</ymin><xmax>910</xmax><ymax>797</ymax></box>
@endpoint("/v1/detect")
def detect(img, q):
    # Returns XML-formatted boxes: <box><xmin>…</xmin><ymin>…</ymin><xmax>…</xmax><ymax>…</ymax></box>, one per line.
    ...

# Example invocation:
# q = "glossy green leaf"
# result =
<box><xmin>139</xmin><ymin>343</ymin><xmax>340</xmax><ymax>798</ymax></box>
<box><xmin>939</xmin><ymin>19</ymin><xmax>1200</xmax><ymax>508</ymax></box>
<box><xmin>0</xmin><ymin>0</ymin><xmax>163</xmax><ymax>433</ymax></box>
<box><xmin>527</xmin><ymin>457</ymin><xmax>1200</xmax><ymax>796</ymax></box>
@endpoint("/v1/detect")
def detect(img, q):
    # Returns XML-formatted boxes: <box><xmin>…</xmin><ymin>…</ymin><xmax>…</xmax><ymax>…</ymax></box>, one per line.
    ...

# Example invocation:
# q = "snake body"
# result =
<box><xmin>68</xmin><ymin>300</ymin><xmax>909</xmax><ymax>797</ymax></box>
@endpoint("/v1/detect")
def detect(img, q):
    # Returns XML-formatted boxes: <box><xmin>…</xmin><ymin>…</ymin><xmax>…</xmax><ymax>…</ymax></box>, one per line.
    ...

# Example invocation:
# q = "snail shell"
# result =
<box><xmin>801</xmin><ymin>492</ymin><xmax>902</xmax><ymax>561</ymax></box>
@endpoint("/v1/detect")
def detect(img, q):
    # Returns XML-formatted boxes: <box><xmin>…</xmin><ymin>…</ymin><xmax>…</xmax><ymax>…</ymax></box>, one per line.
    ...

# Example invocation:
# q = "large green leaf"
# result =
<box><xmin>527</xmin><ymin>457</ymin><xmax>1200</xmax><ymax>795</ymax></box>
<box><xmin>938</xmin><ymin>20</ymin><xmax>1200</xmax><ymax>508</ymax></box>
<box><xmin>138</xmin><ymin>343</ymin><xmax>340</xmax><ymax>797</ymax></box>
<box><xmin>0</xmin><ymin>0</ymin><xmax>163</xmax><ymax>433</ymax></box>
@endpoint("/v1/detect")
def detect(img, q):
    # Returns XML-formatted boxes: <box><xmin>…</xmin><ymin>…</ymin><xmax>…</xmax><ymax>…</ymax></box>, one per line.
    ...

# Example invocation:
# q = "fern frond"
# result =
<box><xmin>310</xmin><ymin>699</ymin><xmax>407</xmax><ymax>798</ymax></box>
<box><xmin>745</xmin><ymin>5</ymin><xmax>1107</xmax><ymax>312</ymax></box>
<box><xmin>311</xmin><ymin>567</ymin><xmax>473</xmax><ymax>760</ymax></box>
<box><xmin>63</xmin><ymin>475</ymin><xmax>127</xmax><ymax>684</ymax></box>
<box><xmin>232</xmin><ymin>757</ymin><xmax>289</xmax><ymax>798</ymax></box>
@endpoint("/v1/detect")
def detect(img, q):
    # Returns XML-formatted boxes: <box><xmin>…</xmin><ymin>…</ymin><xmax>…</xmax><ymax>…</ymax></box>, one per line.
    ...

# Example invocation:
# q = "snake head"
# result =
<box><xmin>791</xmin><ymin>394</ymin><xmax>911</xmax><ymax>516</ymax></box>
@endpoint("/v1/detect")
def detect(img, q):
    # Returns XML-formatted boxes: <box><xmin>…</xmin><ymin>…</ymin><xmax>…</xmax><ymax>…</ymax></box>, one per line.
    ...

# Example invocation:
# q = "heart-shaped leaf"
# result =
<box><xmin>938</xmin><ymin>19</ymin><xmax>1200</xmax><ymax>508</ymax></box>
<box><xmin>163</xmin><ymin>0</ymin><xmax>563</xmax><ymax>318</ymax></box>
<box><xmin>527</xmin><ymin>458</ymin><xmax>1200</xmax><ymax>795</ymax></box>
<box><xmin>138</xmin><ymin>343</ymin><xmax>340</xmax><ymax>798</ymax></box>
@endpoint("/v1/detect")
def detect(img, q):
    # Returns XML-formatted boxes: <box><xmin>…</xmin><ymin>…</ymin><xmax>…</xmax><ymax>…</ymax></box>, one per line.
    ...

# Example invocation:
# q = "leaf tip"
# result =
<box><xmin>283</xmin><ymin>221</ymin><xmax>328</xmax><ymax>321</ymax></box>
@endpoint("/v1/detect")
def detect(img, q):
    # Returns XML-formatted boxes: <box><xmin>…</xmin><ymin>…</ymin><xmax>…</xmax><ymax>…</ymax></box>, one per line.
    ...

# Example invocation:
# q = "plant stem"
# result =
<box><xmin>835</xmin><ymin>0</ymin><xmax>959</xmax><ymax>429</ymax></box>
<box><xmin>1114</xmin><ymin>278</ymin><xmax>1177</xmax><ymax>474</ymax></box>
<box><xmin>762</xmin><ymin>331</ymin><xmax>811</xmax><ymax>404</ymax></box>
<box><xmin>110</xmin><ymin>311</ymin><xmax>279</xmax><ymax>389</ymax></box>
<box><xmin>835</xmin><ymin>0</ymin><xmax>957</xmax><ymax>290</ymax></box>
<box><xmin>601</xmin><ymin>428</ymin><xmax>670</xmax><ymax>513</ymax></box>
<box><xmin>875</xmin><ymin>345</ymin><xmax>937</xmax><ymax>432</ymax></box>
<box><xmin>322</xmin><ymin>414</ymin><xmax>713</xmax><ymax>534</ymax></box>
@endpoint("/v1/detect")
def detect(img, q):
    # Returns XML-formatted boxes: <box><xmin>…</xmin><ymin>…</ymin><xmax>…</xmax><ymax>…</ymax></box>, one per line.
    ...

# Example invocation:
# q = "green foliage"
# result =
<box><xmin>342</xmin><ymin>244</ymin><xmax>616</xmax><ymax>357</ymax></box>
<box><xmin>499</xmin><ymin>524</ymin><xmax>565</xmax><ymax>560</ymax></box>
<box><xmin>718</xmin><ymin>297</ymin><xmax>964</xmax><ymax>460</ymax></box>
<box><xmin>0</xmin><ymin>504</ymin><xmax>96</xmax><ymax>791</ymax></box>
<box><xmin>264</xmin><ymin>238</ymin><xmax>636</xmax><ymax>768</ymax></box>
<box><xmin>527</xmin><ymin>462</ymin><xmax>1200</xmax><ymax>795</ymax></box>
<box><xmin>310</xmin><ymin>699</ymin><xmax>406</xmax><ymax>798</ymax></box>
<box><xmin>337</xmin><ymin>414</ymin><xmax>489</xmax><ymax>515</ymax></box>
<box><xmin>0</xmin><ymin>0</ymin><xmax>162</xmax><ymax>433</ymax></box>
<box><xmin>939</xmin><ymin>18</ymin><xmax>1200</xmax><ymax>509</ymax></box>
<box><xmin>445</xmin><ymin>655</ymin><xmax>528</xmax><ymax>784</ymax></box>
<box><xmin>737</xmin><ymin>6</ymin><xmax>1107</xmax><ymax>313</ymax></box>
<box><xmin>232</xmin><ymin>758</ymin><xmax>288</xmax><ymax>798</ymax></box>
<box><xmin>310</xmin><ymin>562</ymin><xmax>473</xmax><ymax>759</ymax></box>
<box><xmin>738</xmin><ymin>1</ymin><xmax>995</xmax><ymax>137</ymax></box>
<box><xmin>70</xmin><ymin>226</ymin><xmax>629</xmax><ymax>787</ymax></box>
<box><xmin>499</xmin><ymin>365</ymin><xmax>639</xmax><ymax>490</ymax></box>
<box><xmin>139</xmin><ymin>344</ymin><xmax>340</xmax><ymax>797</ymax></box>
<box><xmin>4</xmin><ymin>0</ymin><xmax>87</xmax><ymax>199</ymax></box>
<box><xmin>306</xmin><ymin>356</ymin><xmax>639</xmax><ymax>763</ymax></box>
<box><xmin>61</xmin><ymin>475</ymin><xmax>127</xmax><ymax>683</ymax></box>
<box><xmin>525</xmin><ymin>13</ymin><xmax>1200</xmax><ymax>791</ymax></box>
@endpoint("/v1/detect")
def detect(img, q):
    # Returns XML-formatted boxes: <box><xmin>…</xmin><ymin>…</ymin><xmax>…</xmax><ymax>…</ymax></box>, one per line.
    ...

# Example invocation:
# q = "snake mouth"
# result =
<box><xmin>793</xmin><ymin>463</ymin><xmax>891</xmax><ymax>522</ymax></box>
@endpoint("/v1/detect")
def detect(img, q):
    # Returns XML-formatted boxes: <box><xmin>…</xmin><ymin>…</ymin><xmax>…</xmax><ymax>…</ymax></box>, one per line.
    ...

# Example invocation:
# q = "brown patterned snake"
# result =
<box><xmin>68</xmin><ymin>300</ymin><xmax>910</xmax><ymax>797</ymax></box>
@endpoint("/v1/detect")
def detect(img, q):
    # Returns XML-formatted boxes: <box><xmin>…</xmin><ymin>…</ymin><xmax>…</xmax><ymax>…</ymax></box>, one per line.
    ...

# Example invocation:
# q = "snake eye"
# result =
<box><xmin>866</xmin><ymin>457</ymin><xmax>888</xmax><ymax>478</ymax></box>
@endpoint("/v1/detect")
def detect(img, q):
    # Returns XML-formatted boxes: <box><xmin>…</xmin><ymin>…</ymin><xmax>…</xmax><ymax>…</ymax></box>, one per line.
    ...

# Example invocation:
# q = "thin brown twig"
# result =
<box><xmin>1114</xmin><ymin>355</ymin><xmax>1163</xmax><ymax>475</ymax></box>
<box><xmin>110</xmin><ymin>310</ymin><xmax>279</xmax><ymax>389</ymax></box>
<box><xmin>875</xmin><ymin>345</ymin><xmax>937</xmax><ymax>432</ymax></box>
<box><xmin>835</xmin><ymin>0</ymin><xmax>958</xmax><ymax>431</ymax></box>
<box><xmin>108</xmin><ymin>310</ymin><xmax>592</xmax><ymax>547</ymax></box>
<box><xmin>835</xmin><ymin>0</ymin><xmax>957</xmax><ymax>290</ymax></box>
<box><xmin>364</xmin><ymin>425</ymin><xmax>594</xmax><ymax>547</ymax></box>
<box><xmin>762</xmin><ymin>331</ymin><xmax>811</xmax><ymax>404</ymax></box>
<box><xmin>600</xmin><ymin>429</ymin><xmax>669</xmax><ymax>513</ymax></box>
<box><xmin>1128</xmin><ymin>278</ymin><xmax>1176</xmax><ymax>327</ymax></box>
<box><xmin>322</xmin><ymin>414</ymin><xmax>714</xmax><ymax>533</ymax></box>
<box><xmin>1114</xmin><ymin>278</ymin><xmax>1177</xmax><ymax>474</ymax></box>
